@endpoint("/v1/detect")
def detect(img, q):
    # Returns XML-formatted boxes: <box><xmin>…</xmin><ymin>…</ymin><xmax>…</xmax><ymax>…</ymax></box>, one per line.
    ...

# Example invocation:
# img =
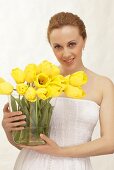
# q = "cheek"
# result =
<box><xmin>74</xmin><ymin>46</ymin><xmax>83</xmax><ymax>55</ymax></box>
<box><xmin>53</xmin><ymin>51</ymin><xmax>62</xmax><ymax>60</ymax></box>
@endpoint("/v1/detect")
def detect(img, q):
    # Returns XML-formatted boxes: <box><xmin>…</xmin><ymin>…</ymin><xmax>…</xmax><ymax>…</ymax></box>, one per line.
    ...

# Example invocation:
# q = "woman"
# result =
<box><xmin>2</xmin><ymin>12</ymin><xmax>114</xmax><ymax>170</ymax></box>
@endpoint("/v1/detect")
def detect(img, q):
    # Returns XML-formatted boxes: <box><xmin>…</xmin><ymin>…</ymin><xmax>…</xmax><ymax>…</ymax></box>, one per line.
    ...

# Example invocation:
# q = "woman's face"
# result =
<box><xmin>49</xmin><ymin>25</ymin><xmax>86</xmax><ymax>68</ymax></box>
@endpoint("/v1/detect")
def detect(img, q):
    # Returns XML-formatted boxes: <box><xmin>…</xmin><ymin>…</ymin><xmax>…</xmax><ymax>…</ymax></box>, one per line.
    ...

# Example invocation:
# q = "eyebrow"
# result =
<box><xmin>53</xmin><ymin>40</ymin><xmax>77</xmax><ymax>46</ymax></box>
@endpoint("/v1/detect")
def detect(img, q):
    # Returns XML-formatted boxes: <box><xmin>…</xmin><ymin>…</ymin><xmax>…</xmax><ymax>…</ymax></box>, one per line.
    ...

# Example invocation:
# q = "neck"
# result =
<box><xmin>59</xmin><ymin>62</ymin><xmax>87</xmax><ymax>76</ymax></box>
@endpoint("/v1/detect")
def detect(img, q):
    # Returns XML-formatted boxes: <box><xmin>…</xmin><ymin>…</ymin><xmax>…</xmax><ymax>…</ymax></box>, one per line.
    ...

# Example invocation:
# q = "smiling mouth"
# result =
<box><xmin>63</xmin><ymin>57</ymin><xmax>75</xmax><ymax>63</ymax></box>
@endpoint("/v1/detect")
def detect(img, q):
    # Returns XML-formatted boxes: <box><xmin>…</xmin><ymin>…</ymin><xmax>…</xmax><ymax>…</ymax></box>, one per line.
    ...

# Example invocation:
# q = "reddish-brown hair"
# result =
<box><xmin>47</xmin><ymin>12</ymin><xmax>87</xmax><ymax>43</ymax></box>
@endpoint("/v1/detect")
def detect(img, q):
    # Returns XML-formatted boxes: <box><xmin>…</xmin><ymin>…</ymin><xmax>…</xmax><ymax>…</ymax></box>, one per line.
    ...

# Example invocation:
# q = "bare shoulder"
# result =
<box><xmin>99</xmin><ymin>75</ymin><xmax>114</xmax><ymax>98</ymax></box>
<box><xmin>86</xmin><ymin>68</ymin><xmax>114</xmax><ymax>105</ymax></box>
<box><xmin>100</xmin><ymin>76</ymin><xmax>114</xmax><ymax>88</ymax></box>
<box><xmin>88</xmin><ymin>70</ymin><xmax>114</xmax><ymax>97</ymax></box>
<box><xmin>98</xmin><ymin>75</ymin><xmax>114</xmax><ymax>102</ymax></box>
<box><xmin>86</xmin><ymin>68</ymin><xmax>114</xmax><ymax>86</ymax></box>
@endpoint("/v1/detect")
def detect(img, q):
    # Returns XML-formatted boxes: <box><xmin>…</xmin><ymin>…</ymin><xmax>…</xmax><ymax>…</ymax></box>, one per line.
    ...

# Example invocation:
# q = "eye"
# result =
<box><xmin>54</xmin><ymin>45</ymin><xmax>62</xmax><ymax>49</ymax></box>
<box><xmin>68</xmin><ymin>42</ymin><xmax>76</xmax><ymax>47</ymax></box>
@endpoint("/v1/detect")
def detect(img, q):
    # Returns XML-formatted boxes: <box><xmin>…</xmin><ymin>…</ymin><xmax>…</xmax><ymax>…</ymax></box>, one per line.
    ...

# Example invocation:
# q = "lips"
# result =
<box><xmin>63</xmin><ymin>57</ymin><xmax>75</xmax><ymax>63</ymax></box>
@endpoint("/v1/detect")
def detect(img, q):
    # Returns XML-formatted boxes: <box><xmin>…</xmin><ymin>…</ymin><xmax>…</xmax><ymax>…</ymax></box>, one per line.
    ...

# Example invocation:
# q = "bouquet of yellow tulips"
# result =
<box><xmin>0</xmin><ymin>60</ymin><xmax>88</xmax><ymax>145</ymax></box>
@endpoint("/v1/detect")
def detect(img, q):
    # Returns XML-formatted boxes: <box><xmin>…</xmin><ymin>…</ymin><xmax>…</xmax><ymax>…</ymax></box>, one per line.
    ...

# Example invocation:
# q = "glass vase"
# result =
<box><xmin>9</xmin><ymin>92</ymin><xmax>54</xmax><ymax>146</ymax></box>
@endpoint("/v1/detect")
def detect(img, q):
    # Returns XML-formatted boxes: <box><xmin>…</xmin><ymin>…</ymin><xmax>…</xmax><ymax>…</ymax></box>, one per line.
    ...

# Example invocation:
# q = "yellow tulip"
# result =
<box><xmin>64</xmin><ymin>84</ymin><xmax>86</xmax><ymax>99</ymax></box>
<box><xmin>36</xmin><ymin>88</ymin><xmax>51</xmax><ymax>100</ymax></box>
<box><xmin>24</xmin><ymin>87</ymin><xmax>37</xmax><ymax>102</ymax></box>
<box><xmin>24</xmin><ymin>64</ymin><xmax>37</xmax><ymax>83</ymax></box>
<box><xmin>34</xmin><ymin>73</ymin><xmax>50</xmax><ymax>88</ymax></box>
<box><xmin>24</xmin><ymin>70</ymin><xmax>37</xmax><ymax>83</ymax></box>
<box><xmin>50</xmin><ymin>75</ymin><xmax>66</xmax><ymax>91</ymax></box>
<box><xmin>24</xmin><ymin>64</ymin><xmax>37</xmax><ymax>72</ymax></box>
<box><xmin>16</xmin><ymin>83</ymin><xmax>28</xmax><ymax>95</ymax></box>
<box><xmin>69</xmin><ymin>71</ymin><xmax>88</xmax><ymax>87</ymax></box>
<box><xmin>0</xmin><ymin>78</ymin><xmax>5</xmax><ymax>83</ymax></box>
<box><xmin>36</xmin><ymin>84</ymin><xmax>63</xmax><ymax>99</ymax></box>
<box><xmin>37</xmin><ymin>60</ymin><xmax>60</xmax><ymax>78</ymax></box>
<box><xmin>65</xmin><ymin>75</ymin><xmax>70</xmax><ymax>84</ymax></box>
<box><xmin>50</xmin><ymin>65</ymin><xmax>60</xmax><ymax>78</ymax></box>
<box><xmin>0</xmin><ymin>82</ymin><xmax>14</xmax><ymax>95</ymax></box>
<box><xmin>48</xmin><ymin>84</ymin><xmax>63</xmax><ymax>97</ymax></box>
<box><xmin>40</xmin><ymin>60</ymin><xmax>53</xmax><ymax>74</ymax></box>
<box><xmin>11</xmin><ymin>68</ymin><xmax>25</xmax><ymax>84</ymax></box>
<box><xmin>36</xmin><ymin>61</ymin><xmax>51</xmax><ymax>74</ymax></box>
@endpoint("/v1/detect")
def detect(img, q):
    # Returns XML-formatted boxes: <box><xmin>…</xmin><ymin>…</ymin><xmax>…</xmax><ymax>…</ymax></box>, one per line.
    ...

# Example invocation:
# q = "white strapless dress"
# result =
<box><xmin>14</xmin><ymin>97</ymin><xmax>100</xmax><ymax>170</ymax></box>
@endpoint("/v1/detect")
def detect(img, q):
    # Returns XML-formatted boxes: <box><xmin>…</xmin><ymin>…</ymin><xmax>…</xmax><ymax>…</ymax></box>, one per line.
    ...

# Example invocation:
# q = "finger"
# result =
<box><xmin>8</xmin><ymin>114</ymin><xmax>26</xmax><ymax>123</ymax></box>
<box><xmin>4</xmin><ymin>114</ymin><xmax>26</xmax><ymax>124</ymax></box>
<box><xmin>4</xmin><ymin>111</ymin><xmax>23</xmax><ymax>118</ymax></box>
<box><xmin>3</xmin><ymin>103</ymin><xmax>10</xmax><ymax>113</ymax></box>
<box><xmin>10</xmin><ymin>120</ymin><xmax>26</xmax><ymax>127</ymax></box>
<box><xmin>40</xmin><ymin>134</ymin><xmax>55</xmax><ymax>146</ymax></box>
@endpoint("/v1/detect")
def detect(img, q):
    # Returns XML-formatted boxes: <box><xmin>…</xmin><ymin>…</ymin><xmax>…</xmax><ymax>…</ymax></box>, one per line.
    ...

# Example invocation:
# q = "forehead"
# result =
<box><xmin>50</xmin><ymin>25</ymin><xmax>80</xmax><ymax>44</ymax></box>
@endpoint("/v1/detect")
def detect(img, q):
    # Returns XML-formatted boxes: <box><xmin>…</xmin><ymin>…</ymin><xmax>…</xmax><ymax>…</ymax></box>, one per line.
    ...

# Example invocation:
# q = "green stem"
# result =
<box><xmin>36</xmin><ymin>99</ymin><xmax>38</xmax><ymax>127</ymax></box>
<box><xmin>18</xmin><ymin>94</ymin><xmax>21</xmax><ymax>111</ymax></box>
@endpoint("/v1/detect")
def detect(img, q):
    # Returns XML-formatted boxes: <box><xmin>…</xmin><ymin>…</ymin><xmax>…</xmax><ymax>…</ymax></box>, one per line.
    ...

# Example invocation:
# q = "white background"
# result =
<box><xmin>0</xmin><ymin>0</ymin><xmax>114</xmax><ymax>169</ymax></box>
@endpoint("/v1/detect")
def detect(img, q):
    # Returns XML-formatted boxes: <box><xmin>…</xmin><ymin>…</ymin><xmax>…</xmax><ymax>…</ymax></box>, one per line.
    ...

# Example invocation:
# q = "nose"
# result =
<box><xmin>62</xmin><ymin>48</ymin><xmax>71</xmax><ymax>59</ymax></box>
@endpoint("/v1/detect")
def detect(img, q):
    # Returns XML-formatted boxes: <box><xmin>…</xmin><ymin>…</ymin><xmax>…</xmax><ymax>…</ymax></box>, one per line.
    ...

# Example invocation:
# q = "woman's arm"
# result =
<box><xmin>2</xmin><ymin>103</ymin><xmax>26</xmax><ymax>150</ymax></box>
<box><xmin>60</xmin><ymin>136</ymin><xmax>114</xmax><ymax>158</ymax></box>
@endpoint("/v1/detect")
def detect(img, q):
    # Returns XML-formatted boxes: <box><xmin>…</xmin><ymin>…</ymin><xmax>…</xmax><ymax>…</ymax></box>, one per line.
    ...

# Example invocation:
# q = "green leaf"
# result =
<box><xmin>40</xmin><ymin>103</ymin><xmax>50</xmax><ymax>127</ymax></box>
<box><xmin>30</xmin><ymin>102</ymin><xmax>38</xmax><ymax>128</ymax></box>
<box><xmin>12</xmin><ymin>131</ymin><xmax>21</xmax><ymax>144</ymax></box>
<box><xmin>10</xmin><ymin>95</ymin><xmax>18</xmax><ymax>111</ymax></box>
<box><xmin>20</xmin><ymin>97</ymin><xmax>30</xmax><ymax>126</ymax></box>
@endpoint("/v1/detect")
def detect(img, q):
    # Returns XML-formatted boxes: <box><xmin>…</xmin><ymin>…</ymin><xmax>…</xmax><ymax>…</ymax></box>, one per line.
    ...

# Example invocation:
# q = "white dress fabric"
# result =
<box><xmin>14</xmin><ymin>97</ymin><xmax>100</xmax><ymax>170</ymax></box>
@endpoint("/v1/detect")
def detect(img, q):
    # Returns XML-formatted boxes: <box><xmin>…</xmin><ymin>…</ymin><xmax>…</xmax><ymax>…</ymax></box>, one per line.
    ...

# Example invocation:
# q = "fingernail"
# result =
<box><xmin>40</xmin><ymin>134</ymin><xmax>43</xmax><ymax>137</ymax></box>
